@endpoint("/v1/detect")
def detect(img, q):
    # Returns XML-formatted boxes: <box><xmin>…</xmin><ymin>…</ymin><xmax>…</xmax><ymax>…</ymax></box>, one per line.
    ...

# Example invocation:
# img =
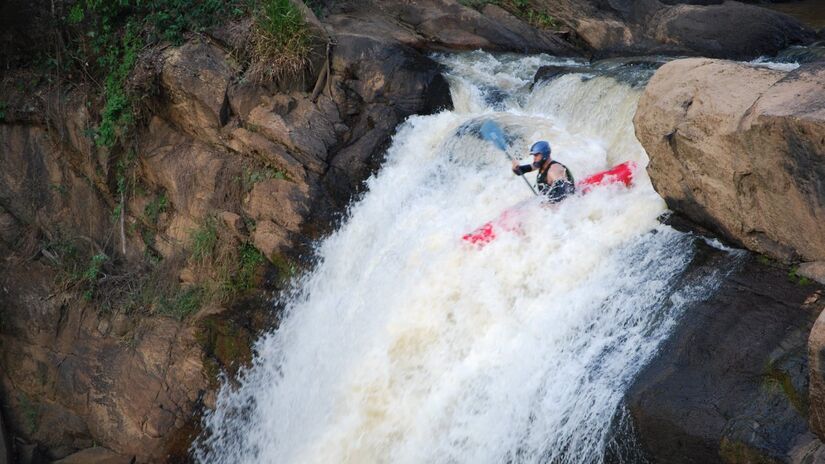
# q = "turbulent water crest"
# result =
<box><xmin>194</xmin><ymin>52</ymin><xmax>733</xmax><ymax>464</ymax></box>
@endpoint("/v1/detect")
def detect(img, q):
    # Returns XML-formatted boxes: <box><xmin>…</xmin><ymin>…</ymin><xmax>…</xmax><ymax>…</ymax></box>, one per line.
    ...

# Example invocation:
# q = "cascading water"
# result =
<box><xmin>194</xmin><ymin>52</ymin><xmax>735</xmax><ymax>464</ymax></box>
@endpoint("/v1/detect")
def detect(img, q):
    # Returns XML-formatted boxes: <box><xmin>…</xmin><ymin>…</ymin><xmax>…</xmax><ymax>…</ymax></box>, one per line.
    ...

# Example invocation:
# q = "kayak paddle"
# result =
<box><xmin>480</xmin><ymin>120</ymin><xmax>538</xmax><ymax>196</ymax></box>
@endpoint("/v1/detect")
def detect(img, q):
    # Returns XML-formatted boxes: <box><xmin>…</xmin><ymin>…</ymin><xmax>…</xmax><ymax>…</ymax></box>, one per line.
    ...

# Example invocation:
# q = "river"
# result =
<box><xmin>193</xmin><ymin>52</ymin><xmax>737</xmax><ymax>464</ymax></box>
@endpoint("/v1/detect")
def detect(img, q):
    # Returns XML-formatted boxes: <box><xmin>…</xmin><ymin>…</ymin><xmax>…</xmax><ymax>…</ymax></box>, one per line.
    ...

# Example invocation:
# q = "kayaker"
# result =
<box><xmin>511</xmin><ymin>141</ymin><xmax>575</xmax><ymax>203</ymax></box>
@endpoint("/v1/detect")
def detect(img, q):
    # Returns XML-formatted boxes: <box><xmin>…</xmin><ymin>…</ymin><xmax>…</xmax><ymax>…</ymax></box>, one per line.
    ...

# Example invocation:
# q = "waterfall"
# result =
<box><xmin>194</xmin><ymin>52</ymin><xmax>733</xmax><ymax>464</ymax></box>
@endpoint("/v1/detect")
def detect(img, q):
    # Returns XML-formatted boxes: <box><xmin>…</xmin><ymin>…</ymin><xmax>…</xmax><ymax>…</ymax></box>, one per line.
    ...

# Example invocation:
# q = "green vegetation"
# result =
<box><xmin>157</xmin><ymin>285</ymin><xmax>205</xmax><ymax>320</ymax></box>
<box><xmin>239</xmin><ymin>166</ymin><xmax>290</xmax><ymax>192</ymax></box>
<box><xmin>236</xmin><ymin>243</ymin><xmax>266</xmax><ymax>290</ymax></box>
<box><xmin>189</xmin><ymin>218</ymin><xmax>268</xmax><ymax>299</ymax></box>
<box><xmin>788</xmin><ymin>266</ymin><xmax>812</xmax><ymax>286</ymax></box>
<box><xmin>81</xmin><ymin>253</ymin><xmax>108</xmax><ymax>300</ymax></box>
<box><xmin>143</xmin><ymin>193</ymin><xmax>169</xmax><ymax>224</ymax></box>
<box><xmin>29</xmin><ymin>2</ymin><xmax>312</xmax><ymax>319</ymax></box>
<box><xmin>248</xmin><ymin>0</ymin><xmax>314</xmax><ymax>83</ymax></box>
<box><xmin>67</xmin><ymin>0</ymin><xmax>247</xmax><ymax>150</ymax></box>
<box><xmin>458</xmin><ymin>0</ymin><xmax>559</xmax><ymax>29</ymax></box>
<box><xmin>190</xmin><ymin>217</ymin><xmax>219</xmax><ymax>265</ymax></box>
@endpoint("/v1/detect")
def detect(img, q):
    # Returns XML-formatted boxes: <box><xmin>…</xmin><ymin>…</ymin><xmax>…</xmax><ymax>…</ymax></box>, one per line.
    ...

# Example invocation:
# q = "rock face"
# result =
<box><xmin>626</xmin><ymin>247</ymin><xmax>825</xmax><ymax>463</ymax></box>
<box><xmin>533</xmin><ymin>0</ymin><xmax>815</xmax><ymax>59</ymax></box>
<box><xmin>325</xmin><ymin>0</ymin><xmax>582</xmax><ymax>55</ymax></box>
<box><xmin>635</xmin><ymin>58</ymin><xmax>825</xmax><ymax>263</ymax></box>
<box><xmin>0</xmin><ymin>16</ymin><xmax>454</xmax><ymax>464</ymax></box>
<box><xmin>0</xmin><ymin>1</ymin><xmax>585</xmax><ymax>462</ymax></box>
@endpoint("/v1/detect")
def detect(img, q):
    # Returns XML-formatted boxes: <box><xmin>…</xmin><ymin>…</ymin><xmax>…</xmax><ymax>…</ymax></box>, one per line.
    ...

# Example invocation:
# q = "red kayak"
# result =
<box><xmin>462</xmin><ymin>161</ymin><xmax>637</xmax><ymax>246</ymax></box>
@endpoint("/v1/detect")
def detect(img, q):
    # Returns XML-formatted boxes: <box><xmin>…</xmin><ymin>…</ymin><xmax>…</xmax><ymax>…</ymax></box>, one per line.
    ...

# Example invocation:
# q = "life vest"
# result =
<box><xmin>537</xmin><ymin>161</ymin><xmax>575</xmax><ymax>202</ymax></box>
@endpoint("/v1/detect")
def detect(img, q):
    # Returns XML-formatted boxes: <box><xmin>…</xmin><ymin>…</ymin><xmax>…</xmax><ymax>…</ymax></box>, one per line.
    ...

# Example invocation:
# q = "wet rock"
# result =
<box><xmin>809</xmin><ymin>303</ymin><xmax>825</xmax><ymax>441</ymax></box>
<box><xmin>646</xmin><ymin>2</ymin><xmax>816</xmax><ymax>60</ymax></box>
<box><xmin>0</xmin><ymin>408</ymin><xmax>8</xmax><ymax>464</ymax></box>
<box><xmin>533</xmin><ymin>65</ymin><xmax>582</xmax><ymax>84</ymax></box>
<box><xmin>626</xmin><ymin>253</ymin><xmax>825</xmax><ymax>463</ymax></box>
<box><xmin>635</xmin><ymin>58</ymin><xmax>825</xmax><ymax>263</ymax></box>
<box><xmin>52</xmin><ymin>447</ymin><xmax>132</xmax><ymax>464</ymax></box>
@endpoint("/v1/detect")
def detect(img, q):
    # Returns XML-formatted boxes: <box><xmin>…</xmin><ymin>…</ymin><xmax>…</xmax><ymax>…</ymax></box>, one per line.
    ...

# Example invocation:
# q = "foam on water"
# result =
<box><xmin>195</xmin><ymin>52</ymin><xmax>731</xmax><ymax>464</ymax></box>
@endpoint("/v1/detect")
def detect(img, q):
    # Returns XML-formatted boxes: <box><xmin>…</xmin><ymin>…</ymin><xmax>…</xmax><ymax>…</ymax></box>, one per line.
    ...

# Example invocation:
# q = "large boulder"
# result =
<box><xmin>160</xmin><ymin>40</ymin><xmax>233</xmax><ymax>143</ymax></box>
<box><xmin>533</xmin><ymin>0</ymin><xmax>815</xmax><ymax>59</ymax></box>
<box><xmin>326</xmin><ymin>0</ymin><xmax>582</xmax><ymax>55</ymax></box>
<box><xmin>635</xmin><ymin>58</ymin><xmax>825</xmax><ymax>263</ymax></box>
<box><xmin>645</xmin><ymin>2</ymin><xmax>816</xmax><ymax>60</ymax></box>
<box><xmin>626</xmin><ymin>249</ymin><xmax>825</xmax><ymax>463</ymax></box>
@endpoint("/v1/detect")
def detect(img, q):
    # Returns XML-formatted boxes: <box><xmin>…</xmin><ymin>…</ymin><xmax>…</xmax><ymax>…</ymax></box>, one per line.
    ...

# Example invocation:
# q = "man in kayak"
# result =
<box><xmin>512</xmin><ymin>141</ymin><xmax>575</xmax><ymax>203</ymax></box>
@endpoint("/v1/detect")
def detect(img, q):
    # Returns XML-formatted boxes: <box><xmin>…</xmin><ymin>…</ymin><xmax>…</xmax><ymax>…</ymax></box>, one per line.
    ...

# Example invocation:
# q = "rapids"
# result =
<box><xmin>194</xmin><ymin>52</ymin><xmax>736</xmax><ymax>464</ymax></box>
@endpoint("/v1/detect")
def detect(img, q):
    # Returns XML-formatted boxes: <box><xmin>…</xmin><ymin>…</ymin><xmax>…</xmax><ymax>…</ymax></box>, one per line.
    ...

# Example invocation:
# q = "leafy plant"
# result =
<box><xmin>788</xmin><ymin>266</ymin><xmax>812</xmax><ymax>286</ymax></box>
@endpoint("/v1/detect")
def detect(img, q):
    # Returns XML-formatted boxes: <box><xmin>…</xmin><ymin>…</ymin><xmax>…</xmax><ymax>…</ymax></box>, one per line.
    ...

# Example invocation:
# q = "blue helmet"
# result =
<box><xmin>530</xmin><ymin>141</ymin><xmax>551</xmax><ymax>166</ymax></box>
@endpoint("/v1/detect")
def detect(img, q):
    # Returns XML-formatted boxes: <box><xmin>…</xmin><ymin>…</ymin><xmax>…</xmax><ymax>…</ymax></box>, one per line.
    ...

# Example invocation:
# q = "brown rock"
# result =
<box><xmin>141</xmin><ymin>117</ymin><xmax>243</xmax><ymax>222</ymax></box>
<box><xmin>252</xmin><ymin>220</ymin><xmax>289</xmax><ymax>261</ymax></box>
<box><xmin>227</xmin><ymin>126</ymin><xmax>312</xmax><ymax>179</ymax></box>
<box><xmin>53</xmin><ymin>447</ymin><xmax>133</xmax><ymax>464</ymax></box>
<box><xmin>327</xmin><ymin>0</ymin><xmax>581</xmax><ymax>55</ymax></box>
<box><xmin>800</xmin><ymin>262</ymin><xmax>825</xmax><ymax>286</ymax></box>
<box><xmin>575</xmin><ymin>17</ymin><xmax>637</xmax><ymax>51</ymax></box>
<box><xmin>160</xmin><ymin>40</ymin><xmax>233</xmax><ymax>141</ymax></box>
<box><xmin>243</xmin><ymin>179</ymin><xmax>309</xmax><ymax>233</ymax></box>
<box><xmin>227</xmin><ymin>80</ymin><xmax>267</xmax><ymax>121</ymax></box>
<box><xmin>246</xmin><ymin>94</ymin><xmax>339</xmax><ymax>166</ymax></box>
<box><xmin>219</xmin><ymin>211</ymin><xmax>246</xmax><ymax>238</ymax></box>
<box><xmin>635</xmin><ymin>59</ymin><xmax>825</xmax><ymax>262</ymax></box>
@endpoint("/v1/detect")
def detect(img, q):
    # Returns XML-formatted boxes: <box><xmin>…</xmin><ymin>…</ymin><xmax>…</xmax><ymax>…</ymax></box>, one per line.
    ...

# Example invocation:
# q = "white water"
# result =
<box><xmin>195</xmin><ymin>53</ymin><xmax>730</xmax><ymax>464</ymax></box>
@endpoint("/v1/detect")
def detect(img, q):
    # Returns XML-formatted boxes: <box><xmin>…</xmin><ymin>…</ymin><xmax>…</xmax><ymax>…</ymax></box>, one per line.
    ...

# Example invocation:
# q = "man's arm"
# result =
<box><xmin>512</xmin><ymin>160</ymin><xmax>533</xmax><ymax>175</ymax></box>
<box><xmin>546</xmin><ymin>163</ymin><xmax>568</xmax><ymax>182</ymax></box>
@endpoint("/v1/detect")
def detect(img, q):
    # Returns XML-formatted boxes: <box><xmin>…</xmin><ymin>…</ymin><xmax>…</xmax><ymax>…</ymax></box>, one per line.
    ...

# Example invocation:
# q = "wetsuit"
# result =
<box><xmin>513</xmin><ymin>160</ymin><xmax>575</xmax><ymax>203</ymax></box>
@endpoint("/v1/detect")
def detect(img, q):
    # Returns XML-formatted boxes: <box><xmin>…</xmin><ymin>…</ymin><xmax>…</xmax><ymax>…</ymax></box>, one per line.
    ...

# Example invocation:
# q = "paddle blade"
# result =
<box><xmin>480</xmin><ymin>120</ymin><xmax>508</xmax><ymax>151</ymax></box>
